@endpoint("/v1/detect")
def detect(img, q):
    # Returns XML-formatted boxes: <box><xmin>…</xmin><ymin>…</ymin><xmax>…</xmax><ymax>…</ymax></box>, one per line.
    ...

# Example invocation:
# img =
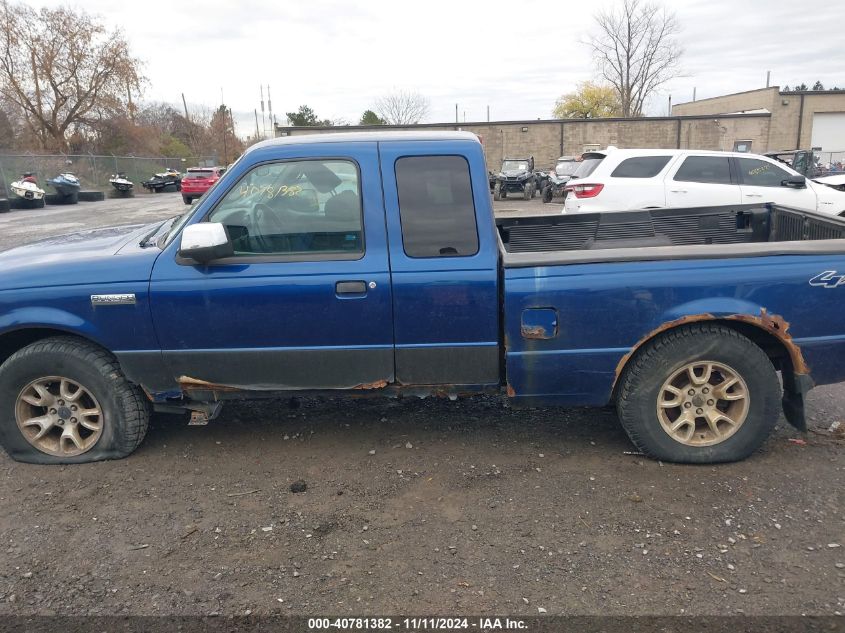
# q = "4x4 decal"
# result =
<box><xmin>809</xmin><ymin>271</ymin><xmax>845</xmax><ymax>288</ymax></box>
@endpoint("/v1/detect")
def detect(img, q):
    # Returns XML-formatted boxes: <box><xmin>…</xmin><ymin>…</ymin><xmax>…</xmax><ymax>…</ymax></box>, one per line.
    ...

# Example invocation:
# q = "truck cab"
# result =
<box><xmin>152</xmin><ymin>133</ymin><xmax>501</xmax><ymax>394</ymax></box>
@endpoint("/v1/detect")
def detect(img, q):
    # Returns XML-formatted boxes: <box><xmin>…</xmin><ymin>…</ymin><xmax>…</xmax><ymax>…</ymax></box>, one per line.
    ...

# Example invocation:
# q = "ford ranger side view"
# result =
<box><xmin>1</xmin><ymin>131</ymin><xmax>845</xmax><ymax>465</ymax></box>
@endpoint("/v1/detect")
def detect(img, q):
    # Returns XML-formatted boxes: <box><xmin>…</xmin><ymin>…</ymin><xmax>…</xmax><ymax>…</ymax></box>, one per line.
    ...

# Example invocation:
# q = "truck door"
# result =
<box><xmin>148</xmin><ymin>142</ymin><xmax>395</xmax><ymax>391</ymax></box>
<box><xmin>378</xmin><ymin>139</ymin><xmax>500</xmax><ymax>386</ymax></box>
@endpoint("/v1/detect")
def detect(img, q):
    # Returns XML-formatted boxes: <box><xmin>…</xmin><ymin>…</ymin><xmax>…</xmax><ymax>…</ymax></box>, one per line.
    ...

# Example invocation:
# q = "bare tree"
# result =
<box><xmin>0</xmin><ymin>0</ymin><xmax>144</xmax><ymax>150</ymax></box>
<box><xmin>587</xmin><ymin>0</ymin><xmax>682</xmax><ymax>117</ymax></box>
<box><xmin>374</xmin><ymin>89</ymin><xmax>430</xmax><ymax>125</ymax></box>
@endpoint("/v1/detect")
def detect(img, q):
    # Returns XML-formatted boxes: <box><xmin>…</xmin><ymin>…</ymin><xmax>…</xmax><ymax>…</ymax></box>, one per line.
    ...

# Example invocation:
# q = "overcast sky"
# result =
<box><xmin>32</xmin><ymin>0</ymin><xmax>845</xmax><ymax>136</ymax></box>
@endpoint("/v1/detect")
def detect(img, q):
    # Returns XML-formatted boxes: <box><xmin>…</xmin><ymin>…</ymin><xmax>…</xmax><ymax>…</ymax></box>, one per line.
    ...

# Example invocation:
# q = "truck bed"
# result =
<box><xmin>497</xmin><ymin>204</ymin><xmax>845</xmax><ymax>266</ymax></box>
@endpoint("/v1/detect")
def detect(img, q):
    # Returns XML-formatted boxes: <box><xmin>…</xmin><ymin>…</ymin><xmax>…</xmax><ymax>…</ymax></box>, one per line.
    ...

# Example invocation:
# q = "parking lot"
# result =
<box><xmin>0</xmin><ymin>194</ymin><xmax>842</xmax><ymax>616</ymax></box>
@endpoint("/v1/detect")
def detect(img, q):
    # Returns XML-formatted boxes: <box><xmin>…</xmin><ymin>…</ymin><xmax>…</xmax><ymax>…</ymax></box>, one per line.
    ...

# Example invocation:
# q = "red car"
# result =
<box><xmin>180</xmin><ymin>166</ymin><xmax>226</xmax><ymax>204</ymax></box>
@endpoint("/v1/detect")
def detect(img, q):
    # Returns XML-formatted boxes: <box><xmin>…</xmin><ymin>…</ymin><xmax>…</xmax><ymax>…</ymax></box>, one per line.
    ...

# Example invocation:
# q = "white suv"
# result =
<box><xmin>563</xmin><ymin>148</ymin><xmax>845</xmax><ymax>216</ymax></box>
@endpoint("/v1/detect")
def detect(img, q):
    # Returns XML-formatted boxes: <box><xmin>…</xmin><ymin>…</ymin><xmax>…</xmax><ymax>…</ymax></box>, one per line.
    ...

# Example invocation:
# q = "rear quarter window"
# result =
<box><xmin>395</xmin><ymin>155</ymin><xmax>479</xmax><ymax>258</ymax></box>
<box><xmin>610</xmin><ymin>156</ymin><xmax>672</xmax><ymax>178</ymax></box>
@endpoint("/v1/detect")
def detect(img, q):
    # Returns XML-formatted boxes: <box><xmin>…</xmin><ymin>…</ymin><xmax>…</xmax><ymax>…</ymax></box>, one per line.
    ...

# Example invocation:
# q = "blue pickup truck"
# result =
<box><xmin>1</xmin><ymin>131</ymin><xmax>844</xmax><ymax>465</ymax></box>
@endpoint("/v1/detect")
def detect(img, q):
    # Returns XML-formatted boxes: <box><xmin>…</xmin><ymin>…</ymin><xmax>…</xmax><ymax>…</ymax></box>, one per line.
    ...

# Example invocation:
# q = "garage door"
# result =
<box><xmin>811</xmin><ymin>112</ymin><xmax>845</xmax><ymax>152</ymax></box>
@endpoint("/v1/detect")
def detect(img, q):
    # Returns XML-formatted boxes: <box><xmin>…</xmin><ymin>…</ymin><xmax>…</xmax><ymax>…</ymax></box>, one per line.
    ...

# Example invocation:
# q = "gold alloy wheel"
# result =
<box><xmin>15</xmin><ymin>376</ymin><xmax>103</xmax><ymax>456</ymax></box>
<box><xmin>656</xmin><ymin>361</ymin><xmax>750</xmax><ymax>447</ymax></box>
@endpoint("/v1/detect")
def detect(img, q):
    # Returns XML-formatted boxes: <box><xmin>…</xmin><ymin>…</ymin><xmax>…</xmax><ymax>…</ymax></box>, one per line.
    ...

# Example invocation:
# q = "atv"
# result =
<box><xmin>541</xmin><ymin>156</ymin><xmax>580</xmax><ymax>203</ymax></box>
<box><xmin>493</xmin><ymin>157</ymin><xmax>537</xmax><ymax>200</ymax></box>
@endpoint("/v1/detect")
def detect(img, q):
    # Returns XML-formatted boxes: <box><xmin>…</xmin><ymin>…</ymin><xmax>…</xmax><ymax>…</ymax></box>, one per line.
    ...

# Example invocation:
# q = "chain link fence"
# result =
<box><xmin>816</xmin><ymin>151</ymin><xmax>845</xmax><ymax>172</ymax></box>
<box><xmin>0</xmin><ymin>153</ymin><xmax>219</xmax><ymax>197</ymax></box>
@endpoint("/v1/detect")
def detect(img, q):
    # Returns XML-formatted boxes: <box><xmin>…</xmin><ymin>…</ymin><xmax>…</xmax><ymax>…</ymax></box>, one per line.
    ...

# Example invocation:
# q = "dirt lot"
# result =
<box><xmin>0</xmin><ymin>193</ymin><xmax>842</xmax><ymax>617</ymax></box>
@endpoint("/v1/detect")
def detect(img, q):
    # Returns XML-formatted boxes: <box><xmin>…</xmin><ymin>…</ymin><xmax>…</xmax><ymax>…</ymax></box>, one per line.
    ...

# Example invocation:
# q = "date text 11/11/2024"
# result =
<box><xmin>307</xmin><ymin>617</ymin><xmax>529</xmax><ymax>630</ymax></box>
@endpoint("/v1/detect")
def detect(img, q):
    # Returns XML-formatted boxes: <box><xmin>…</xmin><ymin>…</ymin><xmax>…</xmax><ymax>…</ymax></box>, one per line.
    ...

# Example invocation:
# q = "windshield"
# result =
<box><xmin>186</xmin><ymin>169</ymin><xmax>214</xmax><ymax>179</ymax></box>
<box><xmin>501</xmin><ymin>160</ymin><xmax>529</xmax><ymax>171</ymax></box>
<box><xmin>555</xmin><ymin>162</ymin><xmax>580</xmax><ymax>176</ymax></box>
<box><xmin>572</xmin><ymin>157</ymin><xmax>604</xmax><ymax>179</ymax></box>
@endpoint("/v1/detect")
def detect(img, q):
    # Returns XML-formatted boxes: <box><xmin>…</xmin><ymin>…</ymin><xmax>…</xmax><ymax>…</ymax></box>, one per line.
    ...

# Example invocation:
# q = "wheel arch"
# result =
<box><xmin>610</xmin><ymin>311</ymin><xmax>811</xmax><ymax>430</ymax></box>
<box><xmin>0</xmin><ymin>327</ymin><xmax>110</xmax><ymax>368</ymax></box>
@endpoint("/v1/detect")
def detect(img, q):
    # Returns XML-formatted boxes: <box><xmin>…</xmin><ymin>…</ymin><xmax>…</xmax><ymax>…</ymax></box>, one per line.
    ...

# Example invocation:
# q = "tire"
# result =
<box><xmin>182</xmin><ymin>195</ymin><xmax>193</xmax><ymax>205</ymax></box>
<box><xmin>0</xmin><ymin>336</ymin><xmax>150</xmax><ymax>464</ymax></box>
<box><xmin>615</xmin><ymin>324</ymin><xmax>780</xmax><ymax>464</ymax></box>
<box><xmin>45</xmin><ymin>192</ymin><xmax>78</xmax><ymax>205</ymax></box>
<box><xmin>0</xmin><ymin>198</ymin><xmax>8</xmax><ymax>213</ymax></box>
<box><xmin>523</xmin><ymin>183</ymin><xmax>532</xmax><ymax>200</ymax></box>
<box><xmin>78</xmin><ymin>191</ymin><xmax>104</xmax><ymax>202</ymax></box>
<box><xmin>493</xmin><ymin>182</ymin><xmax>502</xmax><ymax>201</ymax></box>
<box><xmin>542</xmin><ymin>185</ymin><xmax>552</xmax><ymax>203</ymax></box>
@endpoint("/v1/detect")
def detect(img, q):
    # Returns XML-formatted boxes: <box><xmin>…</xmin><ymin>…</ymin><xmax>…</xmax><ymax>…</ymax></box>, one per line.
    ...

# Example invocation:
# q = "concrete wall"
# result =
<box><xmin>277</xmin><ymin>114</ymin><xmax>770</xmax><ymax>170</ymax></box>
<box><xmin>673</xmin><ymin>87</ymin><xmax>845</xmax><ymax>152</ymax></box>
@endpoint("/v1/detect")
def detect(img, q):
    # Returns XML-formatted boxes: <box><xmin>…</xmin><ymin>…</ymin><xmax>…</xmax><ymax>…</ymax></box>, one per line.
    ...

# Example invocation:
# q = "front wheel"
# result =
<box><xmin>0</xmin><ymin>337</ymin><xmax>150</xmax><ymax>464</ymax></box>
<box><xmin>523</xmin><ymin>183</ymin><xmax>533</xmax><ymax>200</ymax></box>
<box><xmin>493</xmin><ymin>182</ymin><xmax>502</xmax><ymax>201</ymax></box>
<box><xmin>542</xmin><ymin>185</ymin><xmax>552</xmax><ymax>203</ymax></box>
<box><xmin>615</xmin><ymin>324</ymin><xmax>780</xmax><ymax>463</ymax></box>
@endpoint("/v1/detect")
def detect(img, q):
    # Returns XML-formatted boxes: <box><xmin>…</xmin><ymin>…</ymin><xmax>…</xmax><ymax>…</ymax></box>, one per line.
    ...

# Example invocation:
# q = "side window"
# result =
<box><xmin>738</xmin><ymin>158</ymin><xmax>792</xmax><ymax>187</ymax></box>
<box><xmin>610</xmin><ymin>156</ymin><xmax>671</xmax><ymax>178</ymax></box>
<box><xmin>207</xmin><ymin>159</ymin><xmax>363</xmax><ymax>258</ymax></box>
<box><xmin>674</xmin><ymin>156</ymin><xmax>732</xmax><ymax>184</ymax></box>
<box><xmin>395</xmin><ymin>155</ymin><xmax>479</xmax><ymax>258</ymax></box>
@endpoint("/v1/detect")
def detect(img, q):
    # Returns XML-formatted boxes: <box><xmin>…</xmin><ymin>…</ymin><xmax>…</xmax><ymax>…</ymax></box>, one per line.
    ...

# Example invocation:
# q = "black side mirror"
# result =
<box><xmin>783</xmin><ymin>175</ymin><xmax>806</xmax><ymax>188</ymax></box>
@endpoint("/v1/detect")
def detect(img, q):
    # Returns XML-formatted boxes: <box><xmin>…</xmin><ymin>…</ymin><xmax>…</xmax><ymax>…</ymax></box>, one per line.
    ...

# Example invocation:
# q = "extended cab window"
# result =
<box><xmin>610</xmin><ymin>156</ymin><xmax>671</xmax><ymax>178</ymax></box>
<box><xmin>207</xmin><ymin>159</ymin><xmax>363</xmax><ymax>258</ymax></box>
<box><xmin>738</xmin><ymin>158</ymin><xmax>792</xmax><ymax>187</ymax></box>
<box><xmin>395</xmin><ymin>155</ymin><xmax>479</xmax><ymax>258</ymax></box>
<box><xmin>674</xmin><ymin>156</ymin><xmax>732</xmax><ymax>184</ymax></box>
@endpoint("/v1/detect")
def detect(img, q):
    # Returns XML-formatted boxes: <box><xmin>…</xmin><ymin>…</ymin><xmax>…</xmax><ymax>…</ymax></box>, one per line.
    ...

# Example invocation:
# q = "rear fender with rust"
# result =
<box><xmin>611</xmin><ymin>309</ymin><xmax>811</xmax><ymax>431</ymax></box>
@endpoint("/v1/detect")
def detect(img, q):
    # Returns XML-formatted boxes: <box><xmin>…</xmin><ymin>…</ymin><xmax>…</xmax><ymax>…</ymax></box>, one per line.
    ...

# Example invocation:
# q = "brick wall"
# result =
<box><xmin>673</xmin><ymin>87</ymin><xmax>845</xmax><ymax>152</ymax></box>
<box><xmin>278</xmin><ymin>114</ymin><xmax>770</xmax><ymax>170</ymax></box>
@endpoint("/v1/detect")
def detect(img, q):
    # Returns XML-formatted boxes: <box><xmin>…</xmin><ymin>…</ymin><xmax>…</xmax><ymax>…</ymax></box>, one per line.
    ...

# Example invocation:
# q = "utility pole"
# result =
<box><xmin>766</xmin><ymin>70</ymin><xmax>771</xmax><ymax>88</ymax></box>
<box><xmin>260</xmin><ymin>86</ymin><xmax>266</xmax><ymax>139</ymax></box>
<box><xmin>668</xmin><ymin>94</ymin><xmax>672</xmax><ymax>116</ymax></box>
<box><xmin>487</xmin><ymin>105</ymin><xmax>490</xmax><ymax>122</ymax></box>
<box><xmin>255</xmin><ymin>109</ymin><xmax>260</xmax><ymax>138</ymax></box>
<box><xmin>126</xmin><ymin>79</ymin><xmax>135</xmax><ymax>123</ymax></box>
<box><xmin>267</xmin><ymin>86</ymin><xmax>274</xmax><ymax>138</ymax></box>
<box><xmin>222</xmin><ymin>111</ymin><xmax>228</xmax><ymax>165</ymax></box>
<box><xmin>455</xmin><ymin>103</ymin><xmax>458</xmax><ymax>124</ymax></box>
<box><xmin>692</xmin><ymin>87</ymin><xmax>696</xmax><ymax>102</ymax></box>
<box><xmin>182</xmin><ymin>93</ymin><xmax>190</xmax><ymax>120</ymax></box>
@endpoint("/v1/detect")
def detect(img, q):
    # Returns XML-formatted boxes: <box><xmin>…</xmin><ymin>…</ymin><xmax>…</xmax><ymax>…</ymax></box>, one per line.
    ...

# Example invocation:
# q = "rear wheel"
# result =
<box><xmin>542</xmin><ymin>185</ymin><xmax>552</xmax><ymax>203</ymax></box>
<box><xmin>0</xmin><ymin>337</ymin><xmax>150</xmax><ymax>464</ymax></box>
<box><xmin>615</xmin><ymin>324</ymin><xmax>780</xmax><ymax>463</ymax></box>
<box><xmin>182</xmin><ymin>195</ymin><xmax>193</xmax><ymax>205</ymax></box>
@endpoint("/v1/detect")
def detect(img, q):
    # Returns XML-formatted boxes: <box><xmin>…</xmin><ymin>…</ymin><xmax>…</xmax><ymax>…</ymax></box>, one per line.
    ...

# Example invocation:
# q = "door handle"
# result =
<box><xmin>669</xmin><ymin>189</ymin><xmax>687</xmax><ymax>194</ymax></box>
<box><xmin>335</xmin><ymin>280</ymin><xmax>367</xmax><ymax>295</ymax></box>
<box><xmin>744</xmin><ymin>193</ymin><xmax>764</xmax><ymax>198</ymax></box>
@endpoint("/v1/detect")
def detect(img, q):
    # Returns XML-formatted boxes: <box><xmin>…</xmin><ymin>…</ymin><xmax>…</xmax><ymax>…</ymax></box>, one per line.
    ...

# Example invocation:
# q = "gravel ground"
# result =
<box><xmin>0</xmin><ymin>192</ymin><xmax>842</xmax><ymax>617</ymax></box>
